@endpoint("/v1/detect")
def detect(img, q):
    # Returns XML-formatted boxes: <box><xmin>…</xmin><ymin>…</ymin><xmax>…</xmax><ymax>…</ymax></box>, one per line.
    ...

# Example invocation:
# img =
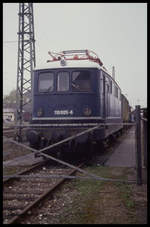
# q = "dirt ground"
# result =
<box><xmin>20</xmin><ymin>165</ymin><xmax>147</xmax><ymax>224</ymax></box>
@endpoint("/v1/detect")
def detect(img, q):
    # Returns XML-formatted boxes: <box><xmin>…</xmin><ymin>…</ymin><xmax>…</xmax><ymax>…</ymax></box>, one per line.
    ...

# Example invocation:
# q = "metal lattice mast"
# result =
<box><xmin>16</xmin><ymin>3</ymin><xmax>36</xmax><ymax>141</ymax></box>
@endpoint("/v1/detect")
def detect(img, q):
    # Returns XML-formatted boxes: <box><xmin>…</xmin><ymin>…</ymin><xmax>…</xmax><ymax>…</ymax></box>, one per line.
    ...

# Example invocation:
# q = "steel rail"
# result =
<box><xmin>3</xmin><ymin>161</ymin><xmax>46</xmax><ymax>183</ymax></box>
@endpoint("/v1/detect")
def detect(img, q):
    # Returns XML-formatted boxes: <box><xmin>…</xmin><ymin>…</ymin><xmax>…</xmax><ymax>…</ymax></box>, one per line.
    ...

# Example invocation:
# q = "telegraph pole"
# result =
<box><xmin>16</xmin><ymin>3</ymin><xmax>36</xmax><ymax>141</ymax></box>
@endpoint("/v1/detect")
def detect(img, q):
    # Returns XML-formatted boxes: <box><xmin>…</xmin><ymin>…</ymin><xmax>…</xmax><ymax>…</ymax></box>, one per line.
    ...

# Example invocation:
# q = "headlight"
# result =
<box><xmin>83</xmin><ymin>106</ymin><xmax>92</xmax><ymax>116</ymax></box>
<box><xmin>37</xmin><ymin>108</ymin><xmax>43</xmax><ymax>117</ymax></box>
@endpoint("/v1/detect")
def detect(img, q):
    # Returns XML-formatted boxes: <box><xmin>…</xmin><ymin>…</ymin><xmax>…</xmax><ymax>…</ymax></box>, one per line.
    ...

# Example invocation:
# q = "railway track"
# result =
<box><xmin>3</xmin><ymin>129</ymin><xmax>15</xmax><ymax>137</ymax></box>
<box><xmin>3</xmin><ymin>127</ymin><xmax>130</xmax><ymax>224</ymax></box>
<box><xmin>3</xmin><ymin>128</ymin><xmax>28</xmax><ymax>144</ymax></box>
<box><xmin>3</xmin><ymin>127</ymin><xmax>15</xmax><ymax>131</ymax></box>
<box><xmin>3</xmin><ymin>127</ymin><xmax>28</xmax><ymax>137</ymax></box>
<box><xmin>3</xmin><ymin>161</ymin><xmax>84</xmax><ymax>224</ymax></box>
<box><xmin>3</xmin><ymin>142</ymin><xmax>113</xmax><ymax>224</ymax></box>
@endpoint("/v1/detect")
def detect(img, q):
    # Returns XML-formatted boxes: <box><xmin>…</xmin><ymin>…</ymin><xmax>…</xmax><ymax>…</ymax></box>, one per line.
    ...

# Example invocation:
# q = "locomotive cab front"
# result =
<box><xmin>32</xmin><ymin>67</ymin><xmax>101</xmax><ymax>121</ymax></box>
<box><xmin>27</xmin><ymin>50</ymin><xmax>122</xmax><ymax>157</ymax></box>
<box><xmin>27</xmin><ymin>58</ymin><xmax>104</xmax><ymax>155</ymax></box>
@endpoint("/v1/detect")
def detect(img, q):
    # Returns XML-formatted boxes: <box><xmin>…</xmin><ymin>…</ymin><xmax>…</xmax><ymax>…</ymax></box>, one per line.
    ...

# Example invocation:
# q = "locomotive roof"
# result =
<box><xmin>34</xmin><ymin>60</ymin><xmax>102</xmax><ymax>71</ymax></box>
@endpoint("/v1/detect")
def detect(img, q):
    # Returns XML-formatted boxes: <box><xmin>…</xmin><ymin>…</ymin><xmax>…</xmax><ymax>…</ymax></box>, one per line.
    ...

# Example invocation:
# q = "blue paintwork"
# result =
<box><xmin>33</xmin><ymin>93</ymin><xmax>100</xmax><ymax>117</ymax></box>
<box><xmin>32</xmin><ymin>67</ymin><xmax>122</xmax><ymax>121</ymax></box>
<box><xmin>32</xmin><ymin>68</ymin><xmax>101</xmax><ymax>119</ymax></box>
<box><xmin>28</xmin><ymin>66</ymin><xmax>123</xmax><ymax>147</ymax></box>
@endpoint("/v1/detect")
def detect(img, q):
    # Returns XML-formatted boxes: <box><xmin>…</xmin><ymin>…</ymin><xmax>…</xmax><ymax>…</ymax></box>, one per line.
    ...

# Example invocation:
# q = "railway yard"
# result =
<box><xmin>3</xmin><ymin>3</ymin><xmax>147</xmax><ymax>225</ymax></box>
<box><xmin>3</xmin><ymin>125</ymin><xmax>147</xmax><ymax>224</ymax></box>
<box><xmin>3</xmin><ymin>2</ymin><xmax>147</xmax><ymax>225</ymax></box>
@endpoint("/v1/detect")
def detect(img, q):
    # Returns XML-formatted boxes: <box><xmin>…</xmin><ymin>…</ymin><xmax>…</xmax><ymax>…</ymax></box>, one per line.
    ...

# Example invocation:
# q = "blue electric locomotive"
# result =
<box><xmin>27</xmin><ymin>50</ymin><xmax>123</xmax><ymax>157</ymax></box>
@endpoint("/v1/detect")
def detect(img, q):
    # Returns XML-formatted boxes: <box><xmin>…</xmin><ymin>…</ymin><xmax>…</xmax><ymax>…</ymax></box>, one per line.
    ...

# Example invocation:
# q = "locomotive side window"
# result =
<box><xmin>57</xmin><ymin>71</ymin><xmax>69</xmax><ymax>91</ymax></box>
<box><xmin>99</xmin><ymin>71</ymin><xmax>103</xmax><ymax>93</ymax></box>
<box><xmin>110</xmin><ymin>80</ymin><xmax>112</xmax><ymax>93</ymax></box>
<box><xmin>39</xmin><ymin>72</ymin><xmax>54</xmax><ymax>92</ymax></box>
<box><xmin>107</xmin><ymin>84</ymin><xmax>109</xmax><ymax>93</ymax></box>
<box><xmin>119</xmin><ymin>90</ymin><xmax>122</xmax><ymax>100</ymax></box>
<box><xmin>72</xmin><ymin>71</ymin><xmax>91</xmax><ymax>92</ymax></box>
<box><xmin>114</xmin><ymin>86</ymin><xmax>118</xmax><ymax>98</ymax></box>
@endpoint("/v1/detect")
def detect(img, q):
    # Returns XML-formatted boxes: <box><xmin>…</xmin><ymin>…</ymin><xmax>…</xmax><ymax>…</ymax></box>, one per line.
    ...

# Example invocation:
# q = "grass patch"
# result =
<box><xmin>115</xmin><ymin>182</ymin><xmax>135</xmax><ymax>209</ymax></box>
<box><xmin>58</xmin><ymin>166</ymin><xmax>143</xmax><ymax>224</ymax></box>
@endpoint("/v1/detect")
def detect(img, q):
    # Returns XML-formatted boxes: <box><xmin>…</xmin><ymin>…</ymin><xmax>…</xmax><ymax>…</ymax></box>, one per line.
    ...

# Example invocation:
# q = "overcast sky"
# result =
<box><xmin>3</xmin><ymin>3</ymin><xmax>147</xmax><ymax>108</ymax></box>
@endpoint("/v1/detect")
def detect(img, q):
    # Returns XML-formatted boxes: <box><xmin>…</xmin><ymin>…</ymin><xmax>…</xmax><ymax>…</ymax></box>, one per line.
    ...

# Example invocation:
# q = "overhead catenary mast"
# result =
<box><xmin>15</xmin><ymin>3</ymin><xmax>36</xmax><ymax>141</ymax></box>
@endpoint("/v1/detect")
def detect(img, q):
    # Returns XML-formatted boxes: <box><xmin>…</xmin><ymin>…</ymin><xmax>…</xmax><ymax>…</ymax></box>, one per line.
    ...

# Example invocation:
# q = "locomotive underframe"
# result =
<box><xmin>26</xmin><ymin>118</ymin><xmax>123</xmax><ymax>156</ymax></box>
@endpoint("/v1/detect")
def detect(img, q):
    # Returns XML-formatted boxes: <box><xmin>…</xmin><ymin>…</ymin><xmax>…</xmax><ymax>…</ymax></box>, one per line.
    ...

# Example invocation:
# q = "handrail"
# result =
<box><xmin>47</xmin><ymin>49</ymin><xmax>103</xmax><ymax>66</ymax></box>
